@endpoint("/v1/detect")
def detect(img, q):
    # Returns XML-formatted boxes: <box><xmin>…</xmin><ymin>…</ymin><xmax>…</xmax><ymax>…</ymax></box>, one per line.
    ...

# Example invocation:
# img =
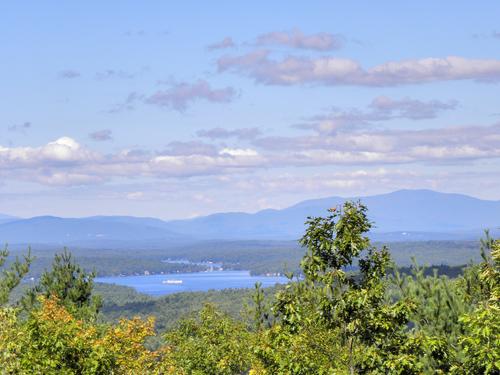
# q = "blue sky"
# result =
<box><xmin>1</xmin><ymin>1</ymin><xmax>500</xmax><ymax>219</ymax></box>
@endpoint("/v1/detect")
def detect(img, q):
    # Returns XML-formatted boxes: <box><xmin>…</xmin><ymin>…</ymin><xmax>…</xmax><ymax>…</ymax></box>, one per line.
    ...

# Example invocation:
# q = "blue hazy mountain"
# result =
<box><xmin>0</xmin><ymin>214</ymin><xmax>19</xmax><ymax>225</ymax></box>
<box><xmin>0</xmin><ymin>215</ymin><xmax>183</xmax><ymax>245</ymax></box>
<box><xmin>1</xmin><ymin>190</ymin><xmax>499</xmax><ymax>244</ymax></box>
<box><xmin>165</xmin><ymin>189</ymin><xmax>500</xmax><ymax>240</ymax></box>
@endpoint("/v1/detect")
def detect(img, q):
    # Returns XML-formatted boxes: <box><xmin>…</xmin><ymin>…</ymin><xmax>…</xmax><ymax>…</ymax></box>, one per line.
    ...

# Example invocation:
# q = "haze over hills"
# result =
<box><xmin>0</xmin><ymin>216</ymin><xmax>183</xmax><ymax>245</ymax></box>
<box><xmin>1</xmin><ymin>190</ymin><xmax>499</xmax><ymax>245</ymax></box>
<box><xmin>0</xmin><ymin>214</ymin><xmax>19</xmax><ymax>225</ymax></box>
<box><xmin>166</xmin><ymin>189</ymin><xmax>500</xmax><ymax>241</ymax></box>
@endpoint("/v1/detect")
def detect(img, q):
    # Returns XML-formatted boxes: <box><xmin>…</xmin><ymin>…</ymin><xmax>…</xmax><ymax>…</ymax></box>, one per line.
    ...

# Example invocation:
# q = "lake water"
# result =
<box><xmin>96</xmin><ymin>270</ymin><xmax>288</xmax><ymax>296</ymax></box>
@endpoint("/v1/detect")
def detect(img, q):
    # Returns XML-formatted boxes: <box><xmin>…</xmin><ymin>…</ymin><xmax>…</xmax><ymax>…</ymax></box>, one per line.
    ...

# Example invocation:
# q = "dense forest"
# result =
<box><xmin>4</xmin><ymin>238</ymin><xmax>483</xmax><ymax>278</ymax></box>
<box><xmin>1</xmin><ymin>202</ymin><xmax>499</xmax><ymax>374</ymax></box>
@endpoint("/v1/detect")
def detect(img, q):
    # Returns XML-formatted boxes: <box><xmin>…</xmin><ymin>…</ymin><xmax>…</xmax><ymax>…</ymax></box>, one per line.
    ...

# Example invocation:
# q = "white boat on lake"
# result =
<box><xmin>162</xmin><ymin>279</ymin><xmax>183</xmax><ymax>285</ymax></box>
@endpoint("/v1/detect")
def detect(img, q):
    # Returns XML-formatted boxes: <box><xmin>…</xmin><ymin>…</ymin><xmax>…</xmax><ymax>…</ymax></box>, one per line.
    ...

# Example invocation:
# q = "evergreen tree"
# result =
<box><xmin>0</xmin><ymin>245</ymin><xmax>32</xmax><ymax>306</ymax></box>
<box><xmin>23</xmin><ymin>249</ymin><xmax>102</xmax><ymax>320</ymax></box>
<box><xmin>452</xmin><ymin>239</ymin><xmax>500</xmax><ymax>374</ymax></box>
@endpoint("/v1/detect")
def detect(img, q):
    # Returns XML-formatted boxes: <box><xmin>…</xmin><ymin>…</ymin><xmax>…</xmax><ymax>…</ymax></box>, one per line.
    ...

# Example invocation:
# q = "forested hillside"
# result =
<box><xmin>1</xmin><ymin>202</ymin><xmax>498</xmax><ymax>374</ymax></box>
<box><xmin>4</xmin><ymin>239</ymin><xmax>483</xmax><ymax>279</ymax></box>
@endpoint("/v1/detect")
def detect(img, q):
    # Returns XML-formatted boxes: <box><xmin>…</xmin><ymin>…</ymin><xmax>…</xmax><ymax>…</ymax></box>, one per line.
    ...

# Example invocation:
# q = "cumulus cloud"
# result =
<box><xmin>89</xmin><ymin>129</ymin><xmax>113</xmax><ymax>141</ymax></box>
<box><xmin>219</xmin><ymin>147</ymin><xmax>259</xmax><ymax>157</ymax></box>
<box><xmin>1</xmin><ymin>121</ymin><xmax>499</xmax><ymax>188</ymax></box>
<box><xmin>253</xmin><ymin>123</ymin><xmax>500</xmax><ymax>165</ymax></box>
<box><xmin>0</xmin><ymin>137</ymin><xmax>263</xmax><ymax>185</ymax></box>
<box><xmin>207</xmin><ymin>37</ymin><xmax>236</xmax><ymax>50</ymax></box>
<box><xmin>145</xmin><ymin>80</ymin><xmax>236</xmax><ymax>111</ymax></box>
<box><xmin>0</xmin><ymin>137</ymin><xmax>98</xmax><ymax>170</ymax></box>
<box><xmin>149</xmin><ymin>150</ymin><xmax>263</xmax><ymax>177</ymax></box>
<box><xmin>197</xmin><ymin>127</ymin><xmax>261</xmax><ymax>140</ymax></box>
<box><xmin>256</xmin><ymin>28</ymin><xmax>343</xmax><ymax>51</ymax></box>
<box><xmin>218</xmin><ymin>52</ymin><xmax>500</xmax><ymax>86</ymax></box>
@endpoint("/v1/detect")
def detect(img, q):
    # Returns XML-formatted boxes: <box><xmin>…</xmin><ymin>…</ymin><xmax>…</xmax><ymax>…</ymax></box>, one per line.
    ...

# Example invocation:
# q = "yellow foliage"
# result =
<box><xmin>0</xmin><ymin>295</ymin><xmax>162</xmax><ymax>374</ymax></box>
<box><xmin>100</xmin><ymin>316</ymin><xmax>159</xmax><ymax>373</ymax></box>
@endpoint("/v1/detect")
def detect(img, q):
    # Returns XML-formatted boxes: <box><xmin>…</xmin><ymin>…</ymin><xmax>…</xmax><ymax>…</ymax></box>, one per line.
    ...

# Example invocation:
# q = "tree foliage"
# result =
<box><xmin>1</xmin><ymin>295</ymin><xmax>158</xmax><ymax>374</ymax></box>
<box><xmin>453</xmin><ymin>239</ymin><xmax>500</xmax><ymax>374</ymax></box>
<box><xmin>162</xmin><ymin>304</ymin><xmax>253</xmax><ymax>375</ymax></box>
<box><xmin>0</xmin><ymin>245</ymin><xmax>32</xmax><ymax>306</ymax></box>
<box><xmin>22</xmin><ymin>249</ymin><xmax>102</xmax><ymax>320</ymax></box>
<box><xmin>1</xmin><ymin>202</ymin><xmax>499</xmax><ymax>374</ymax></box>
<box><xmin>262</xmin><ymin>202</ymin><xmax>440</xmax><ymax>374</ymax></box>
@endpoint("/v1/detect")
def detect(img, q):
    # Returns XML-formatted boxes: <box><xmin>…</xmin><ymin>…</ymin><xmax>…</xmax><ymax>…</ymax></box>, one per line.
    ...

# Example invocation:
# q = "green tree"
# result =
<box><xmin>387</xmin><ymin>231</ymin><xmax>500</xmax><ymax>373</ymax></box>
<box><xmin>0</xmin><ymin>245</ymin><xmax>32</xmax><ymax>306</ymax></box>
<box><xmin>391</xmin><ymin>263</ymin><xmax>465</xmax><ymax>371</ymax></box>
<box><xmin>162</xmin><ymin>304</ymin><xmax>253</xmax><ymax>375</ymax></box>
<box><xmin>23</xmin><ymin>249</ymin><xmax>101</xmax><ymax>320</ymax></box>
<box><xmin>260</xmin><ymin>202</ymin><xmax>441</xmax><ymax>374</ymax></box>
<box><xmin>452</xmin><ymin>239</ymin><xmax>500</xmax><ymax>374</ymax></box>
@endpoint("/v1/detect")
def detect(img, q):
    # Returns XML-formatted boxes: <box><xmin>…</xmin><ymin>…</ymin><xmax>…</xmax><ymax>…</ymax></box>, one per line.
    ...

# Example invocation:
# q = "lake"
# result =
<box><xmin>96</xmin><ymin>270</ymin><xmax>288</xmax><ymax>296</ymax></box>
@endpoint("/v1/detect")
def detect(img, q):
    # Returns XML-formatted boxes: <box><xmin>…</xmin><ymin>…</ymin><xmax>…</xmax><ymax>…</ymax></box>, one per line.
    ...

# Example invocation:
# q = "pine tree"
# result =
<box><xmin>0</xmin><ymin>245</ymin><xmax>32</xmax><ymax>306</ymax></box>
<box><xmin>22</xmin><ymin>249</ymin><xmax>101</xmax><ymax>320</ymax></box>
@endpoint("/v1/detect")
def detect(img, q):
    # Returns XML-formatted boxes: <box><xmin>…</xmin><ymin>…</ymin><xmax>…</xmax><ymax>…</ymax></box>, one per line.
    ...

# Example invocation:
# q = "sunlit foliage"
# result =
<box><xmin>1</xmin><ymin>202</ymin><xmax>498</xmax><ymax>374</ymax></box>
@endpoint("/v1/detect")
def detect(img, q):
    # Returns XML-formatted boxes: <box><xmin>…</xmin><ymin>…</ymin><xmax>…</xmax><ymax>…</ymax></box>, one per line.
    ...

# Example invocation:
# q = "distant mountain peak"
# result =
<box><xmin>164</xmin><ymin>189</ymin><xmax>500</xmax><ymax>241</ymax></box>
<box><xmin>0</xmin><ymin>190</ymin><xmax>499</xmax><ymax>245</ymax></box>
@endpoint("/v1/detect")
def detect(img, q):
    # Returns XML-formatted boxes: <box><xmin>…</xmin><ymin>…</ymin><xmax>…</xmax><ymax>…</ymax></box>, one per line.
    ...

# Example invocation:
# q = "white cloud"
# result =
<box><xmin>1</xmin><ymin>122</ymin><xmax>499</xmax><ymax>188</ymax></box>
<box><xmin>218</xmin><ymin>52</ymin><xmax>500</xmax><ymax>86</ymax></box>
<box><xmin>126</xmin><ymin>191</ymin><xmax>145</xmax><ymax>200</ymax></box>
<box><xmin>35</xmin><ymin>172</ymin><xmax>105</xmax><ymax>186</ymax></box>
<box><xmin>219</xmin><ymin>148</ymin><xmax>259</xmax><ymax>156</ymax></box>
<box><xmin>0</xmin><ymin>137</ymin><xmax>98</xmax><ymax>168</ymax></box>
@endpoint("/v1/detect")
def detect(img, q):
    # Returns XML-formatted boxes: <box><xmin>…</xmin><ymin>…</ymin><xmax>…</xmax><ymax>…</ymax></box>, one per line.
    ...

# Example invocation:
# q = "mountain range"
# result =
<box><xmin>1</xmin><ymin>190</ymin><xmax>499</xmax><ymax>246</ymax></box>
<box><xmin>0</xmin><ymin>214</ymin><xmax>19</xmax><ymax>225</ymax></box>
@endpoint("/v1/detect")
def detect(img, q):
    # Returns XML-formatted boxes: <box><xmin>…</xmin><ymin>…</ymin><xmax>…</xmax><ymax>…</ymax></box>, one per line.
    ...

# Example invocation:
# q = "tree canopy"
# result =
<box><xmin>1</xmin><ymin>202</ymin><xmax>499</xmax><ymax>374</ymax></box>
